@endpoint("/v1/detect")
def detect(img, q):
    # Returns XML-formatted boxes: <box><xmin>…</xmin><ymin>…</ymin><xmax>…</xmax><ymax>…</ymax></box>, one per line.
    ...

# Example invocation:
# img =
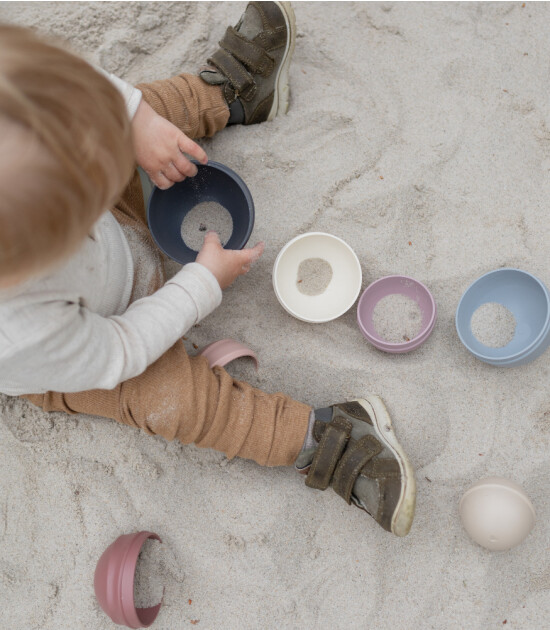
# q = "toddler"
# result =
<box><xmin>0</xmin><ymin>2</ymin><xmax>416</xmax><ymax>536</ymax></box>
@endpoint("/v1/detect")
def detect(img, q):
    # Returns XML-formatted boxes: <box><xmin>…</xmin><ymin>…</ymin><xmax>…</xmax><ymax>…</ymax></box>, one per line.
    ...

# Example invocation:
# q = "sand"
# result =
<box><xmin>373</xmin><ymin>293</ymin><xmax>423</xmax><ymax>343</ymax></box>
<box><xmin>1</xmin><ymin>3</ymin><xmax>549</xmax><ymax>630</ymax></box>
<box><xmin>471</xmin><ymin>302</ymin><xmax>517</xmax><ymax>348</ymax></box>
<box><xmin>296</xmin><ymin>257</ymin><xmax>333</xmax><ymax>295</ymax></box>
<box><xmin>180</xmin><ymin>201</ymin><xmax>233</xmax><ymax>251</ymax></box>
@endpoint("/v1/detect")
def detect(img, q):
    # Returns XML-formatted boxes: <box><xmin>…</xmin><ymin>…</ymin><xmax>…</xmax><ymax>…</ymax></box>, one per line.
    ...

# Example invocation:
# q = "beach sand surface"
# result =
<box><xmin>0</xmin><ymin>2</ymin><xmax>549</xmax><ymax>629</ymax></box>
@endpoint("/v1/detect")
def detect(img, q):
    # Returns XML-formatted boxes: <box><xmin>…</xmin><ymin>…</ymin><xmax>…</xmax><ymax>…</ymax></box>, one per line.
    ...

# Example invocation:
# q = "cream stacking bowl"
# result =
<box><xmin>272</xmin><ymin>232</ymin><xmax>362</xmax><ymax>323</ymax></box>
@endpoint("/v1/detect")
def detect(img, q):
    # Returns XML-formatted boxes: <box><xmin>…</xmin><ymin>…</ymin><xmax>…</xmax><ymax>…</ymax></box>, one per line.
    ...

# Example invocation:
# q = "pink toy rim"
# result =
<box><xmin>94</xmin><ymin>531</ymin><xmax>163</xmax><ymax>629</ymax></box>
<box><xmin>198</xmin><ymin>338</ymin><xmax>258</xmax><ymax>369</ymax></box>
<box><xmin>357</xmin><ymin>275</ymin><xmax>437</xmax><ymax>353</ymax></box>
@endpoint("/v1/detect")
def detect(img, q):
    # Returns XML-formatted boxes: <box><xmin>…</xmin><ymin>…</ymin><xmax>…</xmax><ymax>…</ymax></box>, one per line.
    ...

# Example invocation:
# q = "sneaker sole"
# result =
<box><xmin>267</xmin><ymin>1</ymin><xmax>296</xmax><ymax>121</ymax></box>
<box><xmin>355</xmin><ymin>396</ymin><xmax>417</xmax><ymax>537</ymax></box>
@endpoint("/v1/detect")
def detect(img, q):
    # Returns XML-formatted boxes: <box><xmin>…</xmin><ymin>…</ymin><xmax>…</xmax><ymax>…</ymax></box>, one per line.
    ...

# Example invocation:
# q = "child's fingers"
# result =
<box><xmin>163</xmin><ymin>161</ymin><xmax>187</xmax><ymax>183</ymax></box>
<box><xmin>239</xmin><ymin>242</ymin><xmax>265</xmax><ymax>271</ymax></box>
<box><xmin>247</xmin><ymin>241</ymin><xmax>265</xmax><ymax>262</ymax></box>
<box><xmin>172</xmin><ymin>151</ymin><xmax>198</xmax><ymax>178</ymax></box>
<box><xmin>202</xmin><ymin>230</ymin><xmax>222</xmax><ymax>249</ymax></box>
<box><xmin>177</xmin><ymin>134</ymin><xmax>208</xmax><ymax>166</ymax></box>
<box><xmin>150</xmin><ymin>170</ymin><xmax>173</xmax><ymax>190</ymax></box>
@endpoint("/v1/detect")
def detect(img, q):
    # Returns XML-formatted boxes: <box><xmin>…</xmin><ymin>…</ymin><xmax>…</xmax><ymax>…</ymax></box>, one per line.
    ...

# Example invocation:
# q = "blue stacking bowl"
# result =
<box><xmin>456</xmin><ymin>268</ymin><xmax>550</xmax><ymax>367</ymax></box>
<box><xmin>146</xmin><ymin>160</ymin><xmax>255</xmax><ymax>265</ymax></box>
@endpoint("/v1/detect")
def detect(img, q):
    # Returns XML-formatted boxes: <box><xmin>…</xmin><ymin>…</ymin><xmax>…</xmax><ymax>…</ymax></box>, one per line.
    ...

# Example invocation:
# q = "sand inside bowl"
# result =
<box><xmin>470</xmin><ymin>302</ymin><xmax>516</xmax><ymax>348</ymax></box>
<box><xmin>372</xmin><ymin>293</ymin><xmax>423</xmax><ymax>343</ymax></box>
<box><xmin>296</xmin><ymin>258</ymin><xmax>333</xmax><ymax>296</ymax></box>
<box><xmin>180</xmin><ymin>201</ymin><xmax>233</xmax><ymax>251</ymax></box>
<box><xmin>133</xmin><ymin>539</ymin><xmax>166</xmax><ymax>608</ymax></box>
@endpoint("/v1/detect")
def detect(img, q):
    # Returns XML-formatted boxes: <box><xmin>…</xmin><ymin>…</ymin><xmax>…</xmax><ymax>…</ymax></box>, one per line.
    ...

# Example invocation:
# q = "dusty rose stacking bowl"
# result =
<box><xmin>357</xmin><ymin>275</ymin><xmax>437</xmax><ymax>353</ymax></box>
<box><xmin>94</xmin><ymin>531</ymin><xmax>163</xmax><ymax>628</ymax></box>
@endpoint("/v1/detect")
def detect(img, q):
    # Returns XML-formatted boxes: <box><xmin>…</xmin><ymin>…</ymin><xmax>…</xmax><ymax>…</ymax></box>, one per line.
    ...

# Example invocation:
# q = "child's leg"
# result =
<box><xmin>136</xmin><ymin>74</ymin><xmax>229</xmax><ymax>140</ymax></box>
<box><xmin>23</xmin><ymin>343</ymin><xmax>311</xmax><ymax>467</ymax></box>
<box><xmin>134</xmin><ymin>0</ymin><xmax>298</xmax><ymax>137</ymax></box>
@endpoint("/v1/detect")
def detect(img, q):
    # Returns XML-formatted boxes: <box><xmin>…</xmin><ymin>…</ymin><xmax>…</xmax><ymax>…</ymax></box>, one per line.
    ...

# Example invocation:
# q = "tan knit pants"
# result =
<box><xmin>22</xmin><ymin>74</ymin><xmax>311</xmax><ymax>467</ymax></box>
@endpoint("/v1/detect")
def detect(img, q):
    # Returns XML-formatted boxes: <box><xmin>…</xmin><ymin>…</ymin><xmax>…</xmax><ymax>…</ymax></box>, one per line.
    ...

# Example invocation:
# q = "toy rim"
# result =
<box><xmin>198</xmin><ymin>338</ymin><xmax>259</xmax><ymax>369</ymax></box>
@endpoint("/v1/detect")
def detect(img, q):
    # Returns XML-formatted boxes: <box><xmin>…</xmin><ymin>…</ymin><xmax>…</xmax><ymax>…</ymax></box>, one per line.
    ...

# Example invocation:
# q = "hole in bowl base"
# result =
<box><xmin>372</xmin><ymin>293</ymin><xmax>423</xmax><ymax>344</ymax></box>
<box><xmin>180</xmin><ymin>201</ymin><xmax>233</xmax><ymax>251</ymax></box>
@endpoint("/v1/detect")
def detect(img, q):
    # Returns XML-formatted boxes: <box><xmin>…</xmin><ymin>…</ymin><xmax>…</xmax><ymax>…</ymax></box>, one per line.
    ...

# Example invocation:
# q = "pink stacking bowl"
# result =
<box><xmin>198</xmin><ymin>338</ymin><xmax>258</xmax><ymax>369</ymax></box>
<box><xmin>357</xmin><ymin>275</ymin><xmax>437</xmax><ymax>353</ymax></box>
<box><xmin>94</xmin><ymin>531</ymin><xmax>163</xmax><ymax>628</ymax></box>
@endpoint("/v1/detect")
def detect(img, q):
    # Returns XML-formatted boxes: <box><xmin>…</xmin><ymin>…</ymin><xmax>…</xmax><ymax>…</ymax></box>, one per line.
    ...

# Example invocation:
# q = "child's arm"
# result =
<box><xmin>1</xmin><ymin>263</ymin><xmax>218</xmax><ymax>394</ymax></box>
<box><xmin>132</xmin><ymin>99</ymin><xmax>208</xmax><ymax>190</ymax></box>
<box><xmin>0</xmin><ymin>236</ymin><xmax>263</xmax><ymax>395</ymax></box>
<box><xmin>98</xmin><ymin>68</ymin><xmax>207</xmax><ymax>190</ymax></box>
<box><xmin>197</xmin><ymin>232</ymin><xmax>264</xmax><ymax>289</ymax></box>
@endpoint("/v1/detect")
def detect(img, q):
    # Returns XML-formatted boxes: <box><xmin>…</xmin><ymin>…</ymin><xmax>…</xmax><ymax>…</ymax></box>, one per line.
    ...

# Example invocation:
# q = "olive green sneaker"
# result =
<box><xmin>199</xmin><ymin>1</ymin><xmax>296</xmax><ymax>124</ymax></box>
<box><xmin>295</xmin><ymin>397</ymin><xmax>416</xmax><ymax>537</ymax></box>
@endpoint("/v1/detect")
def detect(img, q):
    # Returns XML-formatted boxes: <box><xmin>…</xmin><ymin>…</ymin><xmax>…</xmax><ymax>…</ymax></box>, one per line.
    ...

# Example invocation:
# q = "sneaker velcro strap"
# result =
<box><xmin>360</xmin><ymin>457</ymin><xmax>401</xmax><ymax>480</ymax></box>
<box><xmin>208</xmin><ymin>49</ymin><xmax>256</xmax><ymax>100</ymax></box>
<box><xmin>332</xmin><ymin>435</ymin><xmax>383</xmax><ymax>504</ymax></box>
<box><xmin>220</xmin><ymin>27</ymin><xmax>275</xmax><ymax>77</ymax></box>
<box><xmin>305</xmin><ymin>416</ymin><xmax>352</xmax><ymax>491</ymax></box>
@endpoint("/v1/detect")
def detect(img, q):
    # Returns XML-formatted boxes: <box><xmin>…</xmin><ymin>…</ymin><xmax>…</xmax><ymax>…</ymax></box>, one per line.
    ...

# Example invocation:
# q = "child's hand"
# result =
<box><xmin>196</xmin><ymin>232</ymin><xmax>265</xmax><ymax>290</ymax></box>
<box><xmin>132</xmin><ymin>100</ymin><xmax>208</xmax><ymax>189</ymax></box>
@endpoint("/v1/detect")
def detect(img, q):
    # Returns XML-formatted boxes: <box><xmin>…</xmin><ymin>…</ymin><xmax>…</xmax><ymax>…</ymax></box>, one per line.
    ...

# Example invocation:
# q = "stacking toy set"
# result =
<box><xmin>272</xmin><ymin>234</ymin><xmax>438</xmax><ymax>352</ymax></box>
<box><xmin>146</xmin><ymin>160</ymin><xmax>550</xmax><ymax>368</ymax></box>
<box><xmin>90</xmin><ymin>162</ymin><xmax>541</xmax><ymax>627</ymax></box>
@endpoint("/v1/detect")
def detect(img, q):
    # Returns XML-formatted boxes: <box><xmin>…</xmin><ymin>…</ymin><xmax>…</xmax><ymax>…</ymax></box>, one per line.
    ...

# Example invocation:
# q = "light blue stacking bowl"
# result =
<box><xmin>455</xmin><ymin>268</ymin><xmax>550</xmax><ymax>367</ymax></box>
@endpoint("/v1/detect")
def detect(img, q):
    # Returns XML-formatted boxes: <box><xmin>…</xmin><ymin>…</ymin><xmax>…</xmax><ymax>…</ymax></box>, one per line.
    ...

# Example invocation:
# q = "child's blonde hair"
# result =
<box><xmin>0</xmin><ymin>24</ymin><xmax>135</xmax><ymax>282</ymax></box>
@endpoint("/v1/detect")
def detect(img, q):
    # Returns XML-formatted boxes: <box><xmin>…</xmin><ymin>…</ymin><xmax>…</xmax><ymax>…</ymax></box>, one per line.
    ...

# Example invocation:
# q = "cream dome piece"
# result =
<box><xmin>459</xmin><ymin>477</ymin><xmax>535</xmax><ymax>551</ymax></box>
